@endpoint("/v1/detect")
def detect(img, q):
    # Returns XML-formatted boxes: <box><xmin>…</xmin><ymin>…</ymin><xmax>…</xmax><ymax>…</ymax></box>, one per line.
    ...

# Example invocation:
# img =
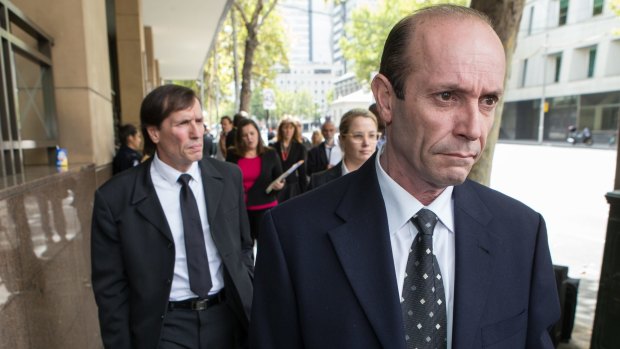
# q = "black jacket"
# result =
<box><xmin>91</xmin><ymin>158</ymin><xmax>253</xmax><ymax>349</ymax></box>
<box><xmin>112</xmin><ymin>145</ymin><xmax>141</xmax><ymax>175</ymax></box>
<box><xmin>226</xmin><ymin>148</ymin><xmax>283</xmax><ymax>207</ymax></box>
<box><xmin>309</xmin><ymin>161</ymin><xmax>343</xmax><ymax>190</ymax></box>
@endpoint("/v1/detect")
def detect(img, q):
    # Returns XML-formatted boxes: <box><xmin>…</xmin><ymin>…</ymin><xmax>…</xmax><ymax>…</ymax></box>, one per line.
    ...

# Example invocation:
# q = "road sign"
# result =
<box><xmin>263</xmin><ymin>88</ymin><xmax>276</xmax><ymax>110</ymax></box>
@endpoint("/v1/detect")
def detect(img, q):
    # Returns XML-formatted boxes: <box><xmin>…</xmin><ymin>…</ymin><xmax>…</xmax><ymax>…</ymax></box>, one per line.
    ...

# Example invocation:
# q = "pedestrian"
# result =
<box><xmin>92</xmin><ymin>84</ymin><xmax>253</xmax><ymax>349</ymax></box>
<box><xmin>250</xmin><ymin>5</ymin><xmax>560</xmax><ymax>348</ymax></box>
<box><xmin>112</xmin><ymin>123</ymin><xmax>142</xmax><ymax>175</ymax></box>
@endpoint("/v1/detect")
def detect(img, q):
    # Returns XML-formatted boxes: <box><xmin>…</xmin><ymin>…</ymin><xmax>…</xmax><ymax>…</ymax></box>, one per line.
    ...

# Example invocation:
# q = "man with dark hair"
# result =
<box><xmin>250</xmin><ymin>5</ymin><xmax>559</xmax><ymax>349</ymax></box>
<box><xmin>112</xmin><ymin>123</ymin><xmax>142</xmax><ymax>174</ymax></box>
<box><xmin>219</xmin><ymin>115</ymin><xmax>233</xmax><ymax>158</ymax></box>
<box><xmin>92</xmin><ymin>84</ymin><xmax>253</xmax><ymax>349</ymax></box>
<box><xmin>225</xmin><ymin>112</ymin><xmax>247</xmax><ymax>154</ymax></box>
<box><xmin>306</xmin><ymin>120</ymin><xmax>342</xmax><ymax>176</ymax></box>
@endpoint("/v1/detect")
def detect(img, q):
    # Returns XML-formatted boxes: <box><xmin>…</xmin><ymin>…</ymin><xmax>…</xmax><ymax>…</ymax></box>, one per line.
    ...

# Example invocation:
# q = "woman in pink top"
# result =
<box><xmin>226</xmin><ymin>118</ymin><xmax>284</xmax><ymax>241</ymax></box>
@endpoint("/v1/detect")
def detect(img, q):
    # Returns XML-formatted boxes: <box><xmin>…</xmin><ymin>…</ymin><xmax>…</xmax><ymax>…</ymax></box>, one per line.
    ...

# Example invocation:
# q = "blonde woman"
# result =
<box><xmin>309</xmin><ymin>109</ymin><xmax>379</xmax><ymax>189</ymax></box>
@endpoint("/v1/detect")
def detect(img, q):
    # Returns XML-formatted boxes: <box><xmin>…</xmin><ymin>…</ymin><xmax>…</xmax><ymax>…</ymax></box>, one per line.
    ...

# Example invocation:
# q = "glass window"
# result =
<box><xmin>520</xmin><ymin>59</ymin><xmax>528</xmax><ymax>87</ymax></box>
<box><xmin>593</xmin><ymin>0</ymin><xmax>604</xmax><ymax>15</ymax></box>
<box><xmin>601</xmin><ymin>107</ymin><xmax>619</xmax><ymax>130</ymax></box>
<box><xmin>554</xmin><ymin>54</ymin><xmax>562</xmax><ymax>83</ymax></box>
<box><xmin>588</xmin><ymin>46</ymin><xmax>597</xmax><ymax>78</ymax></box>
<box><xmin>0</xmin><ymin>0</ymin><xmax>57</xmax><ymax>176</ymax></box>
<box><xmin>559</xmin><ymin>0</ymin><xmax>569</xmax><ymax>26</ymax></box>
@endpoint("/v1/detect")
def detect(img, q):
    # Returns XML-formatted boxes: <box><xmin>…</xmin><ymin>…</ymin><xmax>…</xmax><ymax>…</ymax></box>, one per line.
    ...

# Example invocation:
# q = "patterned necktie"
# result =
<box><xmin>401</xmin><ymin>208</ymin><xmax>447</xmax><ymax>349</ymax></box>
<box><xmin>178</xmin><ymin>174</ymin><xmax>212</xmax><ymax>298</ymax></box>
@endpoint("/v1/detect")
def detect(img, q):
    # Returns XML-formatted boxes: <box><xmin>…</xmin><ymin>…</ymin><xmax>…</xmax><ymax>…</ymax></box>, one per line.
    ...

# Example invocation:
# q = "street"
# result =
<box><xmin>490</xmin><ymin>142</ymin><xmax>617</xmax><ymax>348</ymax></box>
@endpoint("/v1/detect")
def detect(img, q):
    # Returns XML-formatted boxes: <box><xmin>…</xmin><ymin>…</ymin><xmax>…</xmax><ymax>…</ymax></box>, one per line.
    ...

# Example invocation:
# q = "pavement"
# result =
<box><xmin>490</xmin><ymin>142</ymin><xmax>617</xmax><ymax>348</ymax></box>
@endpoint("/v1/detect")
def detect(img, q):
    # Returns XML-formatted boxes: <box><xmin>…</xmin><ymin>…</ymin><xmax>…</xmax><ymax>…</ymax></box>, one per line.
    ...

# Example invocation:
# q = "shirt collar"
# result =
<box><xmin>375</xmin><ymin>148</ymin><xmax>455</xmax><ymax>235</ymax></box>
<box><xmin>152</xmin><ymin>152</ymin><xmax>200</xmax><ymax>186</ymax></box>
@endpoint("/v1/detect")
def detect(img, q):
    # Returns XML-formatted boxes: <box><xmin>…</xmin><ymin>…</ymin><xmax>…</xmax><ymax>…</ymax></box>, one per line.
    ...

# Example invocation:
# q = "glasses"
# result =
<box><xmin>342</xmin><ymin>132</ymin><xmax>382</xmax><ymax>144</ymax></box>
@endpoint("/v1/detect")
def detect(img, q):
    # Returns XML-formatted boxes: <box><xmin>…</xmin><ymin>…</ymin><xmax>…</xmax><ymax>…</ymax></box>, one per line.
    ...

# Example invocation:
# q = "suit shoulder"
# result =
<box><xmin>461</xmin><ymin>180</ymin><xmax>538</xmax><ymax>216</ymax></box>
<box><xmin>205</xmin><ymin>157</ymin><xmax>240</xmax><ymax>174</ymax></box>
<box><xmin>97</xmin><ymin>161</ymin><xmax>145</xmax><ymax>193</ymax></box>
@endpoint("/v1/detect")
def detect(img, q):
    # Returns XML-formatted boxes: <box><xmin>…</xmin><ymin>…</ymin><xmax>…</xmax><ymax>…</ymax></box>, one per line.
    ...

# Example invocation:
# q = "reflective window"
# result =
<box><xmin>0</xmin><ymin>0</ymin><xmax>57</xmax><ymax>177</ymax></box>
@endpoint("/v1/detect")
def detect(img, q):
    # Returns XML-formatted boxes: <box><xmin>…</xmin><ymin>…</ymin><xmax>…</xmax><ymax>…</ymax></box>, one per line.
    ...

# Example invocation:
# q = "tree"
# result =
<box><xmin>201</xmin><ymin>3</ymin><xmax>288</xmax><ymax>122</ymax></box>
<box><xmin>468</xmin><ymin>0</ymin><xmax>526</xmax><ymax>185</ymax></box>
<box><xmin>340</xmin><ymin>0</ymin><xmax>467</xmax><ymax>86</ymax></box>
<box><xmin>234</xmin><ymin>0</ymin><xmax>280</xmax><ymax>113</ymax></box>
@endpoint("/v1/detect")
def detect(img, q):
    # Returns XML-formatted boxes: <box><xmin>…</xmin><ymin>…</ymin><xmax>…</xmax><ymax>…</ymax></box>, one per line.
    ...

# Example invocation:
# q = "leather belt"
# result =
<box><xmin>168</xmin><ymin>291</ymin><xmax>225</xmax><ymax>311</ymax></box>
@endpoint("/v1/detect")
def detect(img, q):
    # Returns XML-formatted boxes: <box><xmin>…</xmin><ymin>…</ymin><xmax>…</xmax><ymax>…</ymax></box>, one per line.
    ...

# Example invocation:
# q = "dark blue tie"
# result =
<box><xmin>178</xmin><ymin>174</ymin><xmax>212</xmax><ymax>298</ymax></box>
<box><xmin>401</xmin><ymin>208</ymin><xmax>447</xmax><ymax>349</ymax></box>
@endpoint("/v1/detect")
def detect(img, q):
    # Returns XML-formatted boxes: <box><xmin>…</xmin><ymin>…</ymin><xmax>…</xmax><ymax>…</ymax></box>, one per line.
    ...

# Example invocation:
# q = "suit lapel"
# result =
<box><xmin>198</xmin><ymin>159</ymin><xmax>224</xmax><ymax>228</ymax></box>
<box><xmin>132</xmin><ymin>160</ymin><xmax>174</xmax><ymax>242</ymax></box>
<box><xmin>452</xmin><ymin>181</ymin><xmax>496</xmax><ymax>348</ymax></box>
<box><xmin>327</xmin><ymin>157</ymin><xmax>406</xmax><ymax>349</ymax></box>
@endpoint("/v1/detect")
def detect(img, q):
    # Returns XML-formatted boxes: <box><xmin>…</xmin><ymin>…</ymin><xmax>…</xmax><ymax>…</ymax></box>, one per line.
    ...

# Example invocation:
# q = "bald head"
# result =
<box><xmin>379</xmin><ymin>4</ymin><xmax>503</xmax><ymax>100</ymax></box>
<box><xmin>321</xmin><ymin>121</ymin><xmax>336</xmax><ymax>144</ymax></box>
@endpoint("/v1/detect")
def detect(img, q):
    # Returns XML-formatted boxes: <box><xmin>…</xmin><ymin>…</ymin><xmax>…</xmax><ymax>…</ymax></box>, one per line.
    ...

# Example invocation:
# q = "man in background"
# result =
<box><xmin>307</xmin><ymin>120</ymin><xmax>342</xmax><ymax>176</ymax></box>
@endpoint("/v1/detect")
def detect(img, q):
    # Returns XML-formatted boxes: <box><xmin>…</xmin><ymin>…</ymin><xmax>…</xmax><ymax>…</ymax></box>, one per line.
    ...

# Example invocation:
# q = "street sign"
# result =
<box><xmin>263</xmin><ymin>88</ymin><xmax>276</xmax><ymax>110</ymax></box>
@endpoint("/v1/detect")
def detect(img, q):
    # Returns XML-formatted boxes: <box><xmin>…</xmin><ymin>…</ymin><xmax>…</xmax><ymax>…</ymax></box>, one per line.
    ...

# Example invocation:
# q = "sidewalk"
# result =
<box><xmin>490</xmin><ymin>142</ymin><xmax>617</xmax><ymax>348</ymax></box>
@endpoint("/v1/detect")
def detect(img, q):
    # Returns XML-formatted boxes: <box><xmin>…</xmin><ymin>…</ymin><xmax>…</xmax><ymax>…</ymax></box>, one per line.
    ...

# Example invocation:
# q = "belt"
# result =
<box><xmin>168</xmin><ymin>291</ymin><xmax>225</xmax><ymax>311</ymax></box>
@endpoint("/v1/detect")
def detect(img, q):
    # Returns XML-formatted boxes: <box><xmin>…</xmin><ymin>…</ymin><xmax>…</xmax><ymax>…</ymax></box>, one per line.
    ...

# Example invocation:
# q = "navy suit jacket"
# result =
<box><xmin>250</xmin><ymin>154</ymin><xmax>560</xmax><ymax>349</ymax></box>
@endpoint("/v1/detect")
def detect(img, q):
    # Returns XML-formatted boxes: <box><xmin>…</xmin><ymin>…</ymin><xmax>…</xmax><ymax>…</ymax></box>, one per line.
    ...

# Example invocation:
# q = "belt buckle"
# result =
<box><xmin>192</xmin><ymin>299</ymin><xmax>208</xmax><ymax>311</ymax></box>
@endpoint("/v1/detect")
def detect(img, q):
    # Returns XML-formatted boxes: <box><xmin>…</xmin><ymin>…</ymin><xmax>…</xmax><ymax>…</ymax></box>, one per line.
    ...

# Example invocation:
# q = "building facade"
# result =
<box><xmin>501</xmin><ymin>0</ymin><xmax>620</xmax><ymax>145</ymax></box>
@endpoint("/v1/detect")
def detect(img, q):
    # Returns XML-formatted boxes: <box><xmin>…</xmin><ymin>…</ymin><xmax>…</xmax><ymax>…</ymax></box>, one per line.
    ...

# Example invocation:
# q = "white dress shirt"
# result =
<box><xmin>150</xmin><ymin>154</ymin><xmax>224</xmax><ymax>300</ymax></box>
<box><xmin>325</xmin><ymin>141</ymin><xmax>342</xmax><ymax>166</ymax></box>
<box><xmin>375</xmin><ymin>150</ymin><xmax>456</xmax><ymax>348</ymax></box>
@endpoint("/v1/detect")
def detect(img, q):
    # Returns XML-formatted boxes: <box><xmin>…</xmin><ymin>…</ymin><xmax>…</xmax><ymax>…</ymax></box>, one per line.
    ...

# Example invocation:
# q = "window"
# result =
<box><xmin>588</xmin><ymin>47</ymin><xmax>597</xmax><ymax>78</ymax></box>
<box><xmin>0</xmin><ymin>0</ymin><xmax>57</xmax><ymax>176</ymax></box>
<box><xmin>520</xmin><ymin>59</ymin><xmax>528</xmax><ymax>87</ymax></box>
<box><xmin>593</xmin><ymin>0</ymin><xmax>604</xmax><ymax>16</ymax></box>
<box><xmin>559</xmin><ymin>0</ymin><xmax>569</xmax><ymax>26</ymax></box>
<box><xmin>554</xmin><ymin>54</ymin><xmax>562</xmax><ymax>83</ymax></box>
<box><xmin>527</xmin><ymin>6</ymin><xmax>535</xmax><ymax>35</ymax></box>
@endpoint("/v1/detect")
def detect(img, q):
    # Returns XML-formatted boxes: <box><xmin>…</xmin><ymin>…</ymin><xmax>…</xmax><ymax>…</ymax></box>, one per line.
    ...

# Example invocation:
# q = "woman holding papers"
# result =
<box><xmin>309</xmin><ymin>109</ymin><xmax>379</xmax><ymax>190</ymax></box>
<box><xmin>273</xmin><ymin>117</ymin><xmax>308</xmax><ymax>202</ymax></box>
<box><xmin>226</xmin><ymin>118</ymin><xmax>284</xmax><ymax>241</ymax></box>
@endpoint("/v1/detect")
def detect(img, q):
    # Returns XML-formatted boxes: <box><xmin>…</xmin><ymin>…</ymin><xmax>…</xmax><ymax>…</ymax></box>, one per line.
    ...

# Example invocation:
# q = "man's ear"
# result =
<box><xmin>371</xmin><ymin>74</ymin><xmax>394</xmax><ymax>126</ymax></box>
<box><xmin>146</xmin><ymin>125</ymin><xmax>160</xmax><ymax>144</ymax></box>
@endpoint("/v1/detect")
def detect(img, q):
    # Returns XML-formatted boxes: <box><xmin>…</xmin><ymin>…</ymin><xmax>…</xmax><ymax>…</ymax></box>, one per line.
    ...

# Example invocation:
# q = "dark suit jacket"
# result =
<box><xmin>308</xmin><ymin>161</ymin><xmax>342</xmax><ymax>190</ymax></box>
<box><xmin>92</xmin><ymin>157</ymin><xmax>254</xmax><ymax>349</ymax></box>
<box><xmin>273</xmin><ymin>141</ymin><xmax>308</xmax><ymax>199</ymax></box>
<box><xmin>226</xmin><ymin>148</ymin><xmax>283</xmax><ymax>207</ymax></box>
<box><xmin>307</xmin><ymin>142</ymin><xmax>329</xmax><ymax>176</ymax></box>
<box><xmin>250</xmin><ymin>154</ymin><xmax>560</xmax><ymax>349</ymax></box>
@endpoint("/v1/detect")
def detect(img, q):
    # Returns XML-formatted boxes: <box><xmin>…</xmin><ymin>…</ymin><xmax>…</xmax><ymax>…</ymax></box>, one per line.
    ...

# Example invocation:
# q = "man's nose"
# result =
<box><xmin>455</xmin><ymin>101</ymin><xmax>483</xmax><ymax>141</ymax></box>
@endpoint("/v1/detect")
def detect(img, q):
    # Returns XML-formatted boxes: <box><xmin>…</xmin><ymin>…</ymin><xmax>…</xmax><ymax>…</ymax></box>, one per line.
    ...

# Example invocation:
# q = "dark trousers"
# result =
<box><xmin>247</xmin><ymin>209</ymin><xmax>268</xmax><ymax>241</ymax></box>
<box><xmin>158</xmin><ymin>301</ymin><xmax>242</xmax><ymax>349</ymax></box>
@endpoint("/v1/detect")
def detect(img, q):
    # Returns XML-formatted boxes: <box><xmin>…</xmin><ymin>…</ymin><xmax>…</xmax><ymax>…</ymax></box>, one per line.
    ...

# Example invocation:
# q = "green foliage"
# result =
<box><xmin>274</xmin><ymin>90</ymin><xmax>318</xmax><ymax>120</ymax></box>
<box><xmin>340</xmin><ymin>0</ymin><xmax>468</xmax><ymax>86</ymax></box>
<box><xmin>612</xmin><ymin>0</ymin><xmax>620</xmax><ymax>14</ymax></box>
<box><xmin>201</xmin><ymin>1</ymin><xmax>288</xmax><ymax>118</ymax></box>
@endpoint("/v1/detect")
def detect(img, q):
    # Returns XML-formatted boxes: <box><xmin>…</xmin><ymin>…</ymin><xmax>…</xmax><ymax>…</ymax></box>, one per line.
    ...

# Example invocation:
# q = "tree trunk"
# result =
<box><xmin>468</xmin><ymin>0</ymin><xmax>526</xmax><ymax>186</ymax></box>
<box><xmin>239</xmin><ymin>33</ymin><xmax>259</xmax><ymax>113</ymax></box>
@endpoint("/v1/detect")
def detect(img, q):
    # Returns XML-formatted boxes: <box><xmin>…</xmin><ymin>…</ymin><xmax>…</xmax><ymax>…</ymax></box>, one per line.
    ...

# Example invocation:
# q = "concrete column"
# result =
<box><xmin>144</xmin><ymin>26</ymin><xmax>157</xmax><ymax>93</ymax></box>
<box><xmin>114</xmin><ymin>0</ymin><xmax>145</xmax><ymax>127</ymax></box>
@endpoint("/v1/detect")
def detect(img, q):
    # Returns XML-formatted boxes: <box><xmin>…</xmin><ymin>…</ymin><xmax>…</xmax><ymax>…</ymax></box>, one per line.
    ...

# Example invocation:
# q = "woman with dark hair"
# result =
<box><xmin>226</xmin><ymin>118</ymin><xmax>284</xmax><ymax>241</ymax></box>
<box><xmin>309</xmin><ymin>108</ymin><xmax>379</xmax><ymax>189</ymax></box>
<box><xmin>273</xmin><ymin>117</ymin><xmax>308</xmax><ymax>202</ymax></box>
